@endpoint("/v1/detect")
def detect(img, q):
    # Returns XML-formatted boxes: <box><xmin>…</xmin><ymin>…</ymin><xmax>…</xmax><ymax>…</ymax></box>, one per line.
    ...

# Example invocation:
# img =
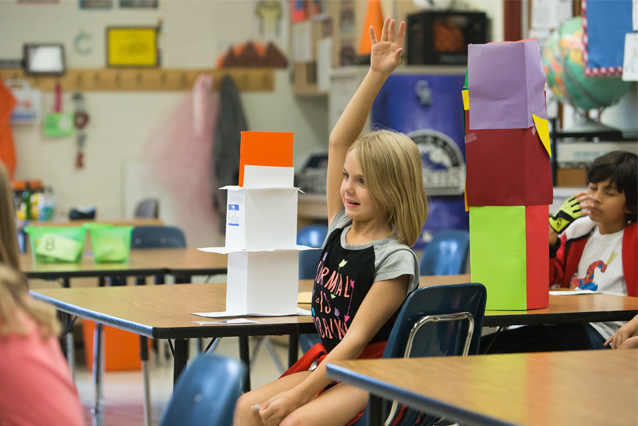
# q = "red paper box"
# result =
<box><xmin>464</xmin><ymin>110</ymin><xmax>552</xmax><ymax>207</ymax></box>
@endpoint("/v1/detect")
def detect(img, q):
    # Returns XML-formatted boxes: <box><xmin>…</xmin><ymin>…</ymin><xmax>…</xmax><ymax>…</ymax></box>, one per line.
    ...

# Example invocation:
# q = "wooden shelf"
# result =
<box><xmin>0</xmin><ymin>67</ymin><xmax>274</xmax><ymax>91</ymax></box>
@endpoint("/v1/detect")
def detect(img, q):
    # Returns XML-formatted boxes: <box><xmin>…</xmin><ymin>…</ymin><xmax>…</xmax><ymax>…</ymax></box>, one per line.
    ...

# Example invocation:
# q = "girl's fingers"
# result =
<box><xmin>369</xmin><ymin>25</ymin><xmax>377</xmax><ymax>44</ymax></box>
<box><xmin>388</xmin><ymin>19</ymin><xmax>396</xmax><ymax>42</ymax></box>
<box><xmin>396</xmin><ymin>21</ymin><xmax>405</xmax><ymax>45</ymax></box>
<box><xmin>380</xmin><ymin>17</ymin><xmax>389</xmax><ymax>41</ymax></box>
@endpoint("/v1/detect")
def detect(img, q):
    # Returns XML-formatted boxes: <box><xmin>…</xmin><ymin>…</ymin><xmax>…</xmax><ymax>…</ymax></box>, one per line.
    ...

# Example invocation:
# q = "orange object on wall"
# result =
<box><xmin>358</xmin><ymin>0</ymin><xmax>384</xmax><ymax>56</ymax></box>
<box><xmin>82</xmin><ymin>320</ymin><xmax>151</xmax><ymax>372</ymax></box>
<box><xmin>0</xmin><ymin>76</ymin><xmax>17</xmax><ymax>178</ymax></box>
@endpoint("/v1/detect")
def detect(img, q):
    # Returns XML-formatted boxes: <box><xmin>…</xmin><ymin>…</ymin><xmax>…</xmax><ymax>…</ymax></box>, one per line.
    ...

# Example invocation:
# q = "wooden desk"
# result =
<box><xmin>327</xmin><ymin>350</ymin><xmax>638</xmax><ymax>426</ymax></box>
<box><xmin>417</xmin><ymin>274</ymin><xmax>638</xmax><ymax>326</ymax></box>
<box><xmin>32</xmin><ymin>280</ymin><xmax>637</xmax><ymax>381</ymax></box>
<box><xmin>21</xmin><ymin>248</ymin><xmax>227</xmax><ymax>285</ymax></box>
<box><xmin>31</xmin><ymin>283</ymin><xmax>317</xmax><ymax>384</ymax></box>
<box><xmin>17</xmin><ymin>218</ymin><xmax>164</xmax><ymax>229</ymax></box>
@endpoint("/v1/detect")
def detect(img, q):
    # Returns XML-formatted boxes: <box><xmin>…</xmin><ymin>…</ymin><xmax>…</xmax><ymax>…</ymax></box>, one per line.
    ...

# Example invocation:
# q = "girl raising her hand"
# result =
<box><xmin>234</xmin><ymin>17</ymin><xmax>428</xmax><ymax>426</ymax></box>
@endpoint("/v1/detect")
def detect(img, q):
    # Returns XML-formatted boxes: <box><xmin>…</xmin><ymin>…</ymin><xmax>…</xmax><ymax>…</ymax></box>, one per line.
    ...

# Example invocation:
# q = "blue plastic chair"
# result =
<box><xmin>419</xmin><ymin>230</ymin><xmax>470</xmax><ymax>276</ymax></box>
<box><xmin>354</xmin><ymin>283</ymin><xmax>487</xmax><ymax>426</ymax></box>
<box><xmin>158</xmin><ymin>354</ymin><xmax>245</xmax><ymax>426</ymax></box>
<box><xmin>131</xmin><ymin>225</ymin><xmax>186</xmax><ymax>250</ymax></box>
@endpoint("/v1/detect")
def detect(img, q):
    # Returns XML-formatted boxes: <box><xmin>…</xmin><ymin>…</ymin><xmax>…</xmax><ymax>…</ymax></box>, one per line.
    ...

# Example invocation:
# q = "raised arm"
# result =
<box><xmin>325</xmin><ymin>17</ymin><xmax>405</xmax><ymax>223</ymax></box>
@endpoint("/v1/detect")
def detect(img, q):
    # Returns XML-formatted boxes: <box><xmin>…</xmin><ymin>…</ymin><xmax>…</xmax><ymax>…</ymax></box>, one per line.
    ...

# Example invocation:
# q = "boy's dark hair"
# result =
<box><xmin>587</xmin><ymin>151</ymin><xmax>637</xmax><ymax>222</ymax></box>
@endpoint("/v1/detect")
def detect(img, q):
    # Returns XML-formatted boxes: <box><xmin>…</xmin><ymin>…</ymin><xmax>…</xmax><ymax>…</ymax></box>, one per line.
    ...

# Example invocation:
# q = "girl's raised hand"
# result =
<box><xmin>369</xmin><ymin>17</ymin><xmax>405</xmax><ymax>75</ymax></box>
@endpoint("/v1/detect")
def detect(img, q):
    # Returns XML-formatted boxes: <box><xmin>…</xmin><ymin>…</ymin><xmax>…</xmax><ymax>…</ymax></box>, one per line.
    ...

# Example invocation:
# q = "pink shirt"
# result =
<box><xmin>0</xmin><ymin>314</ymin><xmax>84</xmax><ymax>426</ymax></box>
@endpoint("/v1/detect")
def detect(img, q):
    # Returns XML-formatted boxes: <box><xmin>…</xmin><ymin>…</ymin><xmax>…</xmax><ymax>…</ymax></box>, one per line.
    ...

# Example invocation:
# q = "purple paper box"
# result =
<box><xmin>468</xmin><ymin>40</ymin><xmax>547</xmax><ymax>130</ymax></box>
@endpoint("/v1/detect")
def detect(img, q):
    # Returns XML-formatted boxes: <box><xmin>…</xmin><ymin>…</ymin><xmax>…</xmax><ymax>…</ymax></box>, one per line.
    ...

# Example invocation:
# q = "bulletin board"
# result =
<box><xmin>107</xmin><ymin>27</ymin><xmax>158</xmax><ymax>67</ymax></box>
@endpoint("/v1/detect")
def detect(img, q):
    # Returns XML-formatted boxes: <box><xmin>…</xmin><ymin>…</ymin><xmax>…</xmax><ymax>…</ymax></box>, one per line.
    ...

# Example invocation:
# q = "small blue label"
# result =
<box><xmin>228</xmin><ymin>204</ymin><xmax>240</xmax><ymax>226</ymax></box>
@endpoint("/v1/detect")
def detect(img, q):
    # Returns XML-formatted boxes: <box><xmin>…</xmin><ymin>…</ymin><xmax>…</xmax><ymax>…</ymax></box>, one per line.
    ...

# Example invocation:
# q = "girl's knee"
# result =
<box><xmin>280</xmin><ymin>414</ymin><xmax>304</xmax><ymax>426</ymax></box>
<box><xmin>234</xmin><ymin>393</ymin><xmax>258</xmax><ymax>425</ymax></box>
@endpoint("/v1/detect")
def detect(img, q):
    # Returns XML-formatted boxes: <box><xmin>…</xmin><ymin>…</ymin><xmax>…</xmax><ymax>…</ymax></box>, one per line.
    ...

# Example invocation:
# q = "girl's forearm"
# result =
<box><xmin>329</xmin><ymin>69</ymin><xmax>389</xmax><ymax>150</ymax></box>
<box><xmin>291</xmin><ymin>337</ymin><xmax>368</xmax><ymax>405</ymax></box>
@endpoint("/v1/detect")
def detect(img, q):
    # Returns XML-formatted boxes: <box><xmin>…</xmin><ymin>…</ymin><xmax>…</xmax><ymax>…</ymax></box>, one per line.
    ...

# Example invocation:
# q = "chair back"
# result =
<box><xmin>134</xmin><ymin>198</ymin><xmax>159</xmax><ymax>219</ymax></box>
<box><xmin>356</xmin><ymin>283</ymin><xmax>487</xmax><ymax>426</ymax></box>
<box><xmin>297</xmin><ymin>224</ymin><xmax>328</xmax><ymax>280</ymax></box>
<box><xmin>131</xmin><ymin>225</ymin><xmax>186</xmax><ymax>249</ymax></box>
<box><xmin>419</xmin><ymin>230</ymin><xmax>469</xmax><ymax>276</ymax></box>
<box><xmin>158</xmin><ymin>354</ymin><xmax>245</xmax><ymax>426</ymax></box>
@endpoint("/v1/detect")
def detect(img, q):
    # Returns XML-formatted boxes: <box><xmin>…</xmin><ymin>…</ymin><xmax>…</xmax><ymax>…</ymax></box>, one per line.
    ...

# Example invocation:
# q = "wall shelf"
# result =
<box><xmin>0</xmin><ymin>67</ymin><xmax>274</xmax><ymax>92</ymax></box>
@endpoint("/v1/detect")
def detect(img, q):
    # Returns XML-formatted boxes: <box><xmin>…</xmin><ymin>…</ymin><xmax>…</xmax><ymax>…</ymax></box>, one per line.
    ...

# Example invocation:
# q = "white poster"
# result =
<box><xmin>623</xmin><ymin>33</ymin><xmax>638</xmax><ymax>81</ymax></box>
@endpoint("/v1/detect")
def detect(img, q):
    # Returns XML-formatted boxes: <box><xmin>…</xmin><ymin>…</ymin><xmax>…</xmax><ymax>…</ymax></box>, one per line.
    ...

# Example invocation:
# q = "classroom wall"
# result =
<box><xmin>0</xmin><ymin>0</ymin><xmax>504</xmax><ymax>247</ymax></box>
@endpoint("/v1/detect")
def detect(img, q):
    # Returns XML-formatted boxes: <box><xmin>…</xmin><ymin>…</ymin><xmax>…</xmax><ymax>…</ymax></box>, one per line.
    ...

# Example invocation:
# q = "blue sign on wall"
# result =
<box><xmin>372</xmin><ymin>74</ymin><xmax>468</xmax><ymax>250</ymax></box>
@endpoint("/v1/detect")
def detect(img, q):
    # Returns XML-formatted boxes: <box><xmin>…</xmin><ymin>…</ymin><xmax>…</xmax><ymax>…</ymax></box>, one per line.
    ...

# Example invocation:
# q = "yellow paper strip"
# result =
<box><xmin>462</xmin><ymin>90</ymin><xmax>469</xmax><ymax>111</ymax></box>
<box><xmin>532</xmin><ymin>114</ymin><xmax>551</xmax><ymax>157</ymax></box>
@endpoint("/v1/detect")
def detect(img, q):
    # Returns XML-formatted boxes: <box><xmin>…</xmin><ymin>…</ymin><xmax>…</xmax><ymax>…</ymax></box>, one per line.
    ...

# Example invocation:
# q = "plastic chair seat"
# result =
<box><xmin>158</xmin><ymin>354</ymin><xmax>245</xmax><ymax>426</ymax></box>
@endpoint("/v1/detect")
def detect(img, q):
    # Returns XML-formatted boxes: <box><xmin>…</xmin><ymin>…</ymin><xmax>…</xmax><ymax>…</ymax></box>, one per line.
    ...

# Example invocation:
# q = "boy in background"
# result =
<box><xmin>483</xmin><ymin>151</ymin><xmax>637</xmax><ymax>352</ymax></box>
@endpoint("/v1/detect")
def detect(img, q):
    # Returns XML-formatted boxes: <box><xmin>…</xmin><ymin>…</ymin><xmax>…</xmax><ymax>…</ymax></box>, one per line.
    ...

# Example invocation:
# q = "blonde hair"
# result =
<box><xmin>0</xmin><ymin>162</ymin><xmax>20</xmax><ymax>270</ymax></box>
<box><xmin>350</xmin><ymin>130</ymin><xmax>428</xmax><ymax>246</ymax></box>
<box><xmin>0</xmin><ymin>265</ymin><xmax>59</xmax><ymax>339</ymax></box>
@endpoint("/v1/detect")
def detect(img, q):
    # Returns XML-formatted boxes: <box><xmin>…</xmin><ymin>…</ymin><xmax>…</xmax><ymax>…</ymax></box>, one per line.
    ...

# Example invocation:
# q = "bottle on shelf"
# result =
<box><xmin>22</xmin><ymin>182</ymin><xmax>32</xmax><ymax>221</ymax></box>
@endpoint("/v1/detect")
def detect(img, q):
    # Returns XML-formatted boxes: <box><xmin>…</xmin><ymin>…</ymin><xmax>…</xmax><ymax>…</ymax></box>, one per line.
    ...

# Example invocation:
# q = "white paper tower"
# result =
<box><xmin>200</xmin><ymin>133</ymin><xmax>310</xmax><ymax>316</ymax></box>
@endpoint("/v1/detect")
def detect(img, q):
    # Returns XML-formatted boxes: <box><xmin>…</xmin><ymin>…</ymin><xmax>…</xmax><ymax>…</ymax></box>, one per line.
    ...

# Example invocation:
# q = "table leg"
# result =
<box><xmin>239</xmin><ymin>336</ymin><xmax>251</xmax><ymax>392</ymax></box>
<box><xmin>58</xmin><ymin>312</ymin><xmax>75</xmax><ymax>377</ymax></box>
<box><xmin>63</xmin><ymin>277</ymin><xmax>70</xmax><ymax>288</ymax></box>
<box><xmin>92</xmin><ymin>323</ymin><xmax>104</xmax><ymax>415</ymax></box>
<box><xmin>288</xmin><ymin>333</ymin><xmax>299</xmax><ymax>368</ymax></box>
<box><xmin>369</xmin><ymin>395</ymin><xmax>384</xmax><ymax>426</ymax></box>
<box><xmin>173</xmin><ymin>339</ymin><xmax>189</xmax><ymax>385</ymax></box>
<box><xmin>140</xmin><ymin>336</ymin><xmax>151</xmax><ymax>426</ymax></box>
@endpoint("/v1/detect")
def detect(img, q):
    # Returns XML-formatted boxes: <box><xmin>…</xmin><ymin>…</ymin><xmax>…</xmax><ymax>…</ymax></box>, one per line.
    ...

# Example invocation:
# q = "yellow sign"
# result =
<box><xmin>107</xmin><ymin>27</ymin><xmax>157</xmax><ymax>67</ymax></box>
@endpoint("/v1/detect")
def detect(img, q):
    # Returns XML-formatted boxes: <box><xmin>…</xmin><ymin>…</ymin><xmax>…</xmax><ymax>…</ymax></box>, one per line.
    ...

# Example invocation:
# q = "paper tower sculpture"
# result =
<box><xmin>200</xmin><ymin>131</ymin><xmax>309</xmax><ymax>316</ymax></box>
<box><xmin>464</xmin><ymin>39</ymin><xmax>552</xmax><ymax>310</ymax></box>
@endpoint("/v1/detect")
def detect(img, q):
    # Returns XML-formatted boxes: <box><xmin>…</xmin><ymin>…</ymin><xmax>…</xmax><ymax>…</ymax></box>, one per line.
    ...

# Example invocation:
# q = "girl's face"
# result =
<box><xmin>586</xmin><ymin>177</ymin><xmax>629</xmax><ymax>233</ymax></box>
<box><xmin>341</xmin><ymin>151</ymin><xmax>376</xmax><ymax>223</ymax></box>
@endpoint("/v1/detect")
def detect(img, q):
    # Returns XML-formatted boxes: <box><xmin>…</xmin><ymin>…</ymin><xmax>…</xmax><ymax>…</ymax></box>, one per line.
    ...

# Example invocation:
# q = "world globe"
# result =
<box><xmin>541</xmin><ymin>17</ymin><xmax>631</xmax><ymax>111</ymax></box>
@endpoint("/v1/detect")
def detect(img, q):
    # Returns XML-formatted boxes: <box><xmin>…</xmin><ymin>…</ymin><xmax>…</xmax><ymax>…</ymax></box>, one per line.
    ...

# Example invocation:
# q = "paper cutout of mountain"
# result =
<box><xmin>216</xmin><ymin>41</ymin><xmax>287</xmax><ymax>68</ymax></box>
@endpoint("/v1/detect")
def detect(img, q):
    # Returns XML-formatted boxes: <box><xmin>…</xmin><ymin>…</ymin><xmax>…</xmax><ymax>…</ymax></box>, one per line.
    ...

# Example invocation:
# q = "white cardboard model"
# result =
<box><xmin>198</xmin><ymin>157</ymin><xmax>313</xmax><ymax>316</ymax></box>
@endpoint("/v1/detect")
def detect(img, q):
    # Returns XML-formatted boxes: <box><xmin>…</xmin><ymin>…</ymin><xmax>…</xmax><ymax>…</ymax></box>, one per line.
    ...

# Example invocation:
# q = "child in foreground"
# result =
<box><xmin>234</xmin><ymin>18</ymin><xmax>428</xmax><ymax>426</ymax></box>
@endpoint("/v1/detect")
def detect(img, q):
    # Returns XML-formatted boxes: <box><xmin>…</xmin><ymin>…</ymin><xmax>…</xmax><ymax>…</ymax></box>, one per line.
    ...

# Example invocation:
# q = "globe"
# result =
<box><xmin>541</xmin><ymin>17</ymin><xmax>631</xmax><ymax>111</ymax></box>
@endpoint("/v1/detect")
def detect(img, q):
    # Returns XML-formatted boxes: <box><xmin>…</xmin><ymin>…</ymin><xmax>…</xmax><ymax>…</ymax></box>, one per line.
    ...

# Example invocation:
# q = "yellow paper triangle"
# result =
<box><xmin>462</xmin><ymin>90</ymin><xmax>469</xmax><ymax>111</ymax></box>
<box><xmin>532</xmin><ymin>114</ymin><xmax>551</xmax><ymax>157</ymax></box>
<box><xmin>464</xmin><ymin>179</ymin><xmax>469</xmax><ymax>212</ymax></box>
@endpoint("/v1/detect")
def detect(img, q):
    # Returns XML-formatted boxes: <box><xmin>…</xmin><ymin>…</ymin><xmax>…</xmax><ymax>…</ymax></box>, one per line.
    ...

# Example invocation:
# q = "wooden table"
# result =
<box><xmin>21</xmin><ymin>248</ymin><xmax>228</xmax><ymax>286</ymax></box>
<box><xmin>31</xmin><ymin>283</ymin><xmax>317</xmax><ymax>385</ymax></box>
<box><xmin>31</xmin><ymin>279</ymin><xmax>638</xmax><ymax>382</ymax></box>
<box><xmin>419</xmin><ymin>274</ymin><xmax>638</xmax><ymax>326</ymax></box>
<box><xmin>327</xmin><ymin>349</ymin><xmax>638</xmax><ymax>426</ymax></box>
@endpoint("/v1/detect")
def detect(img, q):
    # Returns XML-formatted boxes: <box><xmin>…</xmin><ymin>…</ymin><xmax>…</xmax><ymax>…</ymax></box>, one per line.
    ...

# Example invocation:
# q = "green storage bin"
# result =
<box><xmin>87</xmin><ymin>224</ymin><xmax>133</xmax><ymax>263</ymax></box>
<box><xmin>24</xmin><ymin>226</ymin><xmax>86</xmax><ymax>263</ymax></box>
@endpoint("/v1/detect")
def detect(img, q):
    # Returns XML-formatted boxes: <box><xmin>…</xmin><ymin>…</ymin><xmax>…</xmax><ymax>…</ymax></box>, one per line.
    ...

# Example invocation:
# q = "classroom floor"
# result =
<box><xmin>73</xmin><ymin>336</ymin><xmax>291</xmax><ymax>426</ymax></box>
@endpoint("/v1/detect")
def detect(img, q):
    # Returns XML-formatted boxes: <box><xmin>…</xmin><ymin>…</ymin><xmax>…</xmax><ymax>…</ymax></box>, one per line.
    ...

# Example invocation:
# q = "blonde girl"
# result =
<box><xmin>235</xmin><ymin>18</ymin><xmax>427</xmax><ymax>426</ymax></box>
